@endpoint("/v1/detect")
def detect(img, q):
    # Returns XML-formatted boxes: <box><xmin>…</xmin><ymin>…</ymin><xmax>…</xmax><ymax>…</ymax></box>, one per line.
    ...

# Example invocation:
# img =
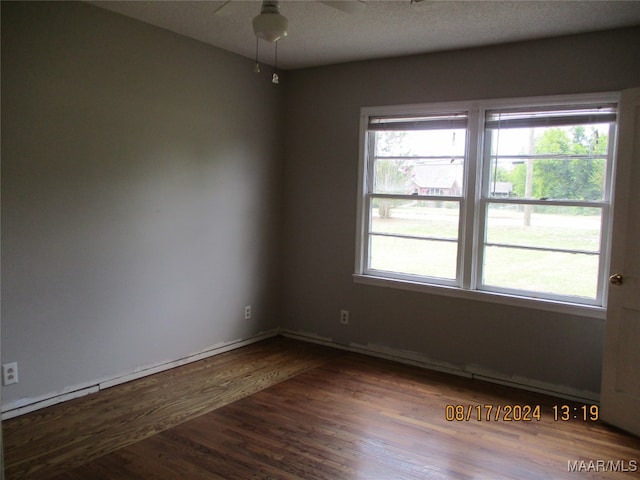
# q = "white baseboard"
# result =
<box><xmin>98</xmin><ymin>329</ymin><xmax>278</xmax><ymax>390</ymax></box>
<box><xmin>1</xmin><ymin>385</ymin><xmax>101</xmax><ymax>420</ymax></box>
<box><xmin>280</xmin><ymin>329</ymin><xmax>471</xmax><ymax>378</ymax></box>
<box><xmin>280</xmin><ymin>329</ymin><xmax>599</xmax><ymax>404</ymax></box>
<box><xmin>1</xmin><ymin>329</ymin><xmax>279</xmax><ymax>420</ymax></box>
<box><xmin>3</xmin><ymin>327</ymin><xmax>597</xmax><ymax>420</ymax></box>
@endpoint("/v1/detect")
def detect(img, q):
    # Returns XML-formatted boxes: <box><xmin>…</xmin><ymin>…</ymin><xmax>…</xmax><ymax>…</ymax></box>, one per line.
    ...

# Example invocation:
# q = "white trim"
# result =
<box><xmin>3</xmin><ymin>326</ymin><xmax>599</xmax><ymax>420</ymax></box>
<box><xmin>470</xmin><ymin>374</ymin><xmax>598</xmax><ymax>403</ymax></box>
<box><xmin>353</xmin><ymin>274</ymin><xmax>606</xmax><ymax>319</ymax></box>
<box><xmin>280</xmin><ymin>329</ymin><xmax>599</xmax><ymax>404</ymax></box>
<box><xmin>360</xmin><ymin>92</ymin><xmax>621</xmax><ymax>120</ymax></box>
<box><xmin>354</xmin><ymin>111</ymin><xmax>369</xmax><ymax>274</ymax></box>
<box><xmin>598</xmin><ymin>122</ymin><xmax>619</xmax><ymax>309</ymax></box>
<box><xmin>1</xmin><ymin>329</ymin><xmax>279</xmax><ymax>420</ymax></box>
<box><xmin>1</xmin><ymin>386</ymin><xmax>100</xmax><ymax>420</ymax></box>
<box><xmin>356</xmin><ymin>92</ymin><xmax>620</xmax><ymax>310</ymax></box>
<box><xmin>280</xmin><ymin>329</ymin><xmax>470</xmax><ymax>377</ymax></box>
<box><xmin>98</xmin><ymin>329</ymin><xmax>278</xmax><ymax>390</ymax></box>
<box><xmin>461</xmin><ymin>106</ymin><xmax>481</xmax><ymax>290</ymax></box>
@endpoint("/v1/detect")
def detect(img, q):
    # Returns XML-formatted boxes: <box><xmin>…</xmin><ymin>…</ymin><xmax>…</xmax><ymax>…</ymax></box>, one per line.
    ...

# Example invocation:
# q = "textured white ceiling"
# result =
<box><xmin>91</xmin><ymin>0</ymin><xmax>640</xmax><ymax>70</ymax></box>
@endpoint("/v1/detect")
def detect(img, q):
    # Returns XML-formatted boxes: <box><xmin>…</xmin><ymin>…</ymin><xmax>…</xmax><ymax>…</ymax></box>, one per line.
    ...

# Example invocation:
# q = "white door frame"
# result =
<box><xmin>600</xmin><ymin>87</ymin><xmax>640</xmax><ymax>437</ymax></box>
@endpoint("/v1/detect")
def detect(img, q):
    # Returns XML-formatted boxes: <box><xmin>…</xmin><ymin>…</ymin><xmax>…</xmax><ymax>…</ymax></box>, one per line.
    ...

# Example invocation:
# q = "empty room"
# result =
<box><xmin>2</xmin><ymin>1</ymin><xmax>640</xmax><ymax>478</ymax></box>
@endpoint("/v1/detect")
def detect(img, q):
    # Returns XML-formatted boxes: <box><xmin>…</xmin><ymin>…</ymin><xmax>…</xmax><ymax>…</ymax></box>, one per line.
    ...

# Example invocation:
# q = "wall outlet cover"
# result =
<box><xmin>3</xmin><ymin>362</ymin><xmax>19</xmax><ymax>385</ymax></box>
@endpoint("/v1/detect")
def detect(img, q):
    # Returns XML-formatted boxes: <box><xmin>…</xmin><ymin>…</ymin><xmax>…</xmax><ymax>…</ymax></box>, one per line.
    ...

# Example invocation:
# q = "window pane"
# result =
<box><xmin>485</xmin><ymin>204</ymin><xmax>601</xmax><ymax>252</ymax></box>
<box><xmin>373</xmin><ymin>158</ymin><xmax>464</xmax><ymax>195</ymax></box>
<box><xmin>487</xmin><ymin>124</ymin><xmax>610</xmax><ymax>201</ymax></box>
<box><xmin>372</xmin><ymin>129</ymin><xmax>466</xmax><ymax>194</ymax></box>
<box><xmin>369</xmin><ymin>236</ymin><xmax>457</xmax><ymax>280</ymax></box>
<box><xmin>371</xmin><ymin>201</ymin><xmax>460</xmax><ymax>240</ymax></box>
<box><xmin>482</xmin><ymin>246</ymin><xmax>598</xmax><ymax>299</ymax></box>
<box><xmin>374</xmin><ymin>129</ymin><xmax>466</xmax><ymax>157</ymax></box>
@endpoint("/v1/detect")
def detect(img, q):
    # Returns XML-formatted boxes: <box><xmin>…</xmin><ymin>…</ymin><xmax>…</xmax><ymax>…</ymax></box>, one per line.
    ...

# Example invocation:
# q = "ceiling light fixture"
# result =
<box><xmin>252</xmin><ymin>1</ymin><xmax>287</xmax><ymax>84</ymax></box>
<box><xmin>253</xmin><ymin>0</ymin><xmax>288</xmax><ymax>42</ymax></box>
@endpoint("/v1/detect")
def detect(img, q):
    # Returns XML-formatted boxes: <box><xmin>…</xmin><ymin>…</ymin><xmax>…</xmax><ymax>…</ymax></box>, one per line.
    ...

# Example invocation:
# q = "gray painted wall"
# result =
<box><xmin>1</xmin><ymin>2</ymin><xmax>283</xmax><ymax>407</ymax></box>
<box><xmin>281</xmin><ymin>27</ymin><xmax>640</xmax><ymax>396</ymax></box>
<box><xmin>2</xmin><ymin>0</ymin><xmax>639</xmax><ymax>412</ymax></box>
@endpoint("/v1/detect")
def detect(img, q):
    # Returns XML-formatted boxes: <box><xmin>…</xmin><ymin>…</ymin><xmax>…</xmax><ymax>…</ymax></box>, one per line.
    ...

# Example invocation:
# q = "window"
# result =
<box><xmin>355</xmin><ymin>94</ymin><xmax>619</xmax><ymax>314</ymax></box>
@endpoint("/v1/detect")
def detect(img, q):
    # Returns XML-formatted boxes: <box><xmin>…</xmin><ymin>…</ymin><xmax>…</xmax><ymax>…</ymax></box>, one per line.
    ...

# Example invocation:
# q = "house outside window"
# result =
<box><xmin>355</xmin><ymin>93</ymin><xmax>619</xmax><ymax>316</ymax></box>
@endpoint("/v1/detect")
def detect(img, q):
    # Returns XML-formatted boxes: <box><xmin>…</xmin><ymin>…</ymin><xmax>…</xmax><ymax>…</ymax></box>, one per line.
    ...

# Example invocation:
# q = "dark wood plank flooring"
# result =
<box><xmin>4</xmin><ymin>336</ymin><xmax>640</xmax><ymax>479</ymax></box>
<box><xmin>3</xmin><ymin>337</ymin><xmax>340</xmax><ymax>479</ymax></box>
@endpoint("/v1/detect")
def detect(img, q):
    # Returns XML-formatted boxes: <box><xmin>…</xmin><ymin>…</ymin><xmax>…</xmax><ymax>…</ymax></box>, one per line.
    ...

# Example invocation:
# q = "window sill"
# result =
<box><xmin>352</xmin><ymin>274</ymin><xmax>607</xmax><ymax>320</ymax></box>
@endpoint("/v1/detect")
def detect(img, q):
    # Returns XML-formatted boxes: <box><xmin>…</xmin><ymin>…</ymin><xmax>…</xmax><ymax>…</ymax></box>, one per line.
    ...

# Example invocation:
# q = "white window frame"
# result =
<box><xmin>354</xmin><ymin>93</ymin><xmax>620</xmax><ymax>319</ymax></box>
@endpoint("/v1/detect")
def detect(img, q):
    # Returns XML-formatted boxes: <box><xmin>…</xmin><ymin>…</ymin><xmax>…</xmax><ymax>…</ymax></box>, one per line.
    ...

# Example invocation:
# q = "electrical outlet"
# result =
<box><xmin>2</xmin><ymin>362</ymin><xmax>19</xmax><ymax>386</ymax></box>
<box><xmin>244</xmin><ymin>305</ymin><xmax>252</xmax><ymax>320</ymax></box>
<box><xmin>340</xmin><ymin>310</ymin><xmax>349</xmax><ymax>325</ymax></box>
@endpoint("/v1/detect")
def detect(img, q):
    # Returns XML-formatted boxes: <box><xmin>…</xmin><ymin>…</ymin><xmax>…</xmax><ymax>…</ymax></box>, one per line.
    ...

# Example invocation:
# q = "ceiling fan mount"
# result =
<box><xmin>212</xmin><ymin>0</ymin><xmax>425</xmax><ymax>82</ymax></box>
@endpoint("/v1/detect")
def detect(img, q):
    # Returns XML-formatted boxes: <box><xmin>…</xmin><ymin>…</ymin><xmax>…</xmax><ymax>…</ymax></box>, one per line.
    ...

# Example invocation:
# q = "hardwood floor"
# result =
<box><xmin>3</xmin><ymin>336</ymin><xmax>640</xmax><ymax>479</ymax></box>
<box><xmin>3</xmin><ymin>337</ymin><xmax>340</xmax><ymax>479</ymax></box>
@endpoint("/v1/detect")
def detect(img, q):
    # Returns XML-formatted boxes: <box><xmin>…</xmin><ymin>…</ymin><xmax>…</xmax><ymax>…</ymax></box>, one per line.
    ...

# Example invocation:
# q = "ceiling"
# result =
<box><xmin>91</xmin><ymin>0</ymin><xmax>640</xmax><ymax>70</ymax></box>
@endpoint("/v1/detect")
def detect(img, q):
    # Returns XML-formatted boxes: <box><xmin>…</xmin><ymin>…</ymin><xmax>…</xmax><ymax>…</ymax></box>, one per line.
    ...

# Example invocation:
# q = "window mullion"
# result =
<box><xmin>474</xmin><ymin>114</ymin><xmax>496</xmax><ymax>292</ymax></box>
<box><xmin>461</xmin><ymin>106</ymin><xmax>481</xmax><ymax>290</ymax></box>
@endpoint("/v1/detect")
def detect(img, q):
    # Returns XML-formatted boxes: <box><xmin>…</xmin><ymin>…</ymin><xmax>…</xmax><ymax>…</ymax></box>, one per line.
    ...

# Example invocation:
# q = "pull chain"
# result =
<box><xmin>272</xmin><ymin>41</ymin><xmax>279</xmax><ymax>84</ymax></box>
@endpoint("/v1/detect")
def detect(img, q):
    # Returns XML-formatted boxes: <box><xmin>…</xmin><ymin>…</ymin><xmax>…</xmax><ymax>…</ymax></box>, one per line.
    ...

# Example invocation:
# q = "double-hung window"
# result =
<box><xmin>362</xmin><ymin>111</ymin><xmax>468</xmax><ymax>284</ymax></box>
<box><xmin>355</xmin><ymin>94</ymin><xmax>619</xmax><ymax>314</ymax></box>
